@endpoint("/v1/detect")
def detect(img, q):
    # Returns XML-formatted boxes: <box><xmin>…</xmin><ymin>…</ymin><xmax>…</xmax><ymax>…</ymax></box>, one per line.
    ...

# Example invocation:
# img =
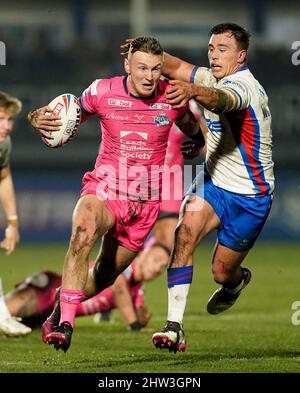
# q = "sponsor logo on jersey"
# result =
<box><xmin>205</xmin><ymin>118</ymin><xmax>222</xmax><ymax>133</ymax></box>
<box><xmin>150</xmin><ymin>103</ymin><xmax>171</xmax><ymax>110</ymax></box>
<box><xmin>134</xmin><ymin>114</ymin><xmax>144</xmax><ymax>121</ymax></box>
<box><xmin>108</xmin><ymin>98</ymin><xmax>132</xmax><ymax>107</ymax></box>
<box><xmin>221</xmin><ymin>79</ymin><xmax>246</xmax><ymax>93</ymax></box>
<box><xmin>120</xmin><ymin>130</ymin><xmax>148</xmax><ymax>140</ymax></box>
<box><xmin>105</xmin><ymin>112</ymin><xmax>129</xmax><ymax>121</ymax></box>
<box><xmin>153</xmin><ymin>114</ymin><xmax>171</xmax><ymax>126</ymax></box>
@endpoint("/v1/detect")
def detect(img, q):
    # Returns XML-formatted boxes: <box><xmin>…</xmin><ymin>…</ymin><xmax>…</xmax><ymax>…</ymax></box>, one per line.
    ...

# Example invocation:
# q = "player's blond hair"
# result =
<box><xmin>0</xmin><ymin>91</ymin><xmax>22</xmax><ymax>116</ymax></box>
<box><xmin>128</xmin><ymin>37</ymin><xmax>163</xmax><ymax>58</ymax></box>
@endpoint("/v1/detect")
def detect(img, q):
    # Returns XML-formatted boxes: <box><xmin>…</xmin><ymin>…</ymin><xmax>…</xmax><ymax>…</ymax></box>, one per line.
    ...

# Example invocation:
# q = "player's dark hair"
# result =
<box><xmin>210</xmin><ymin>23</ymin><xmax>250</xmax><ymax>50</ymax></box>
<box><xmin>129</xmin><ymin>37</ymin><xmax>163</xmax><ymax>56</ymax></box>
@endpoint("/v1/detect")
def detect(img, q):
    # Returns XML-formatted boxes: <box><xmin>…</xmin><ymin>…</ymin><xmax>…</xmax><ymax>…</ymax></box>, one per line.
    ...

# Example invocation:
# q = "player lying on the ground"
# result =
<box><xmin>2</xmin><ymin>241</ymin><xmax>169</xmax><ymax>336</ymax></box>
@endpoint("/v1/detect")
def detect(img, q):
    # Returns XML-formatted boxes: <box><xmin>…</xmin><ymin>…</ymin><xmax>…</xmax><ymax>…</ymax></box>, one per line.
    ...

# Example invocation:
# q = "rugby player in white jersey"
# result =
<box><xmin>150</xmin><ymin>23</ymin><xmax>274</xmax><ymax>353</ymax></box>
<box><xmin>0</xmin><ymin>91</ymin><xmax>31</xmax><ymax>337</ymax></box>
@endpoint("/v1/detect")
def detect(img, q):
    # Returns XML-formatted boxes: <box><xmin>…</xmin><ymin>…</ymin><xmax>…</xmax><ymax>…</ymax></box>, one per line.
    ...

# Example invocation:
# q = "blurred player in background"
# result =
<box><xmin>150</xmin><ymin>23</ymin><xmax>274</xmax><ymax>353</ymax></box>
<box><xmin>0</xmin><ymin>91</ymin><xmax>31</xmax><ymax>337</ymax></box>
<box><xmin>154</xmin><ymin>99</ymin><xmax>206</xmax><ymax>252</ymax></box>
<box><xmin>4</xmin><ymin>241</ymin><xmax>169</xmax><ymax>333</ymax></box>
<box><xmin>27</xmin><ymin>37</ymin><xmax>204</xmax><ymax>352</ymax></box>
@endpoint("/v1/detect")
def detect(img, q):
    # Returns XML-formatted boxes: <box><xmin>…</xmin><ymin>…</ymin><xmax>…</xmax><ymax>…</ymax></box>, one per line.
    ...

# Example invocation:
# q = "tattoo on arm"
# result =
<box><xmin>214</xmin><ymin>89</ymin><xmax>231</xmax><ymax>113</ymax></box>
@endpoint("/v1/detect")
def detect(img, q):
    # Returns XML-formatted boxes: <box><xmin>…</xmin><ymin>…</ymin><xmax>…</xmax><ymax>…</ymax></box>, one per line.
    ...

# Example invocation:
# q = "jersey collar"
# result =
<box><xmin>236</xmin><ymin>65</ymin><xmax>249</xmax><ymax>73</ymax></box>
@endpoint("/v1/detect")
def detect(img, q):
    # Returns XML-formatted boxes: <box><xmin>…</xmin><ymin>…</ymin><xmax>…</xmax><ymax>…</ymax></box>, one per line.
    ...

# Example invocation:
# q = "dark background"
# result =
<box><xmin>0</xmin><ymin>0</ymin><xmax>299</xmax><ymax>242</ymax></box>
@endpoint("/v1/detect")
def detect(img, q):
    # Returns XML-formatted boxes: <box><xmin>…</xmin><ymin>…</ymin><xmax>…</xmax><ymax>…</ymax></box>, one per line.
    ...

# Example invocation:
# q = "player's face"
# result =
<box><xmin>208</xmin><ymin>32</ymin><xmax>246</xmax><ymax>79</ymax></box>
<box><xmin>140</xmin><ymin>246</ymin><xmax>169</xmax><ymax>281</ymax></box>
<box><xmin>125</xmin><ymin>51</ymin><xmax>163</xmax><ymax>97</ymax></box>
<box><xmin>0</xmin><ymin>109</ymin><xmax>14</xmax><ymax>142</ymax></box>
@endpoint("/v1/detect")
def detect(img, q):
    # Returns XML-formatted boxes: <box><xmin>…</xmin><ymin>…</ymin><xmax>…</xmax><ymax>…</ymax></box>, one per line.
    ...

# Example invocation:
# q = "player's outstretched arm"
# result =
<box><xmin>27</xmin><ymin>106</ymin><xmax>62</xmax><ymax>140</ymax></box>
<box><xmin>135</xmin><ymin>303</ymin><xmax>152</xmax><ymax>328</ymax></box>
<box><xmin>166</xmin><ymin>79</ymin><xmax>236</xmax><ymax>112</ymax></box>
<box><xmin>0</xmin><ymin>165</ymin><xmax>20</xmax><ymax>255</ymax></box>
<box><xmin>162</xmin><ymin>53</ymin><xmax>196</xmax><ymax>82</ymax></box>
<box><xmin>111</xmin><ymin>275</ymin><xmax>141</xmax><ymax>331</ymax></box>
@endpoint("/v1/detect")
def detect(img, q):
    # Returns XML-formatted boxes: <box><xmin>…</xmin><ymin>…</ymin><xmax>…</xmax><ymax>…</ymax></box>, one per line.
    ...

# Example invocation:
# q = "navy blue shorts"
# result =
<box><xmin>188</xmin><ymin>171</ymin><xmax>273</xmax><ymax>251</ymax></box>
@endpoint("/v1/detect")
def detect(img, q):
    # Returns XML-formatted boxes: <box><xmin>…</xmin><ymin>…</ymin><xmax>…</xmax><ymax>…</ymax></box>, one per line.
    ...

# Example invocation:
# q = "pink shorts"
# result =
<box><xmin>81</xmin><ymin>172</ymin><xmax>160</xmax><ymax>252</ymax></box>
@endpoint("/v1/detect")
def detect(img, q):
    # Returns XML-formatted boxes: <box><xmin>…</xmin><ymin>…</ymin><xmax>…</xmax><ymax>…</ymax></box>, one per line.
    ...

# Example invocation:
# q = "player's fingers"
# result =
<box><xmin>171</xmin><ymin>98</ymin><xmax>189</xmax><ymax>108</ymax></box>
<box><xmin>166</xmin><ymin>84</ymin><xmax>180</xmax><ymax>94</ymax></box>
<box><xmin>37</xmin><ymin>120</ymin><xmax>62</xmax><ymax>128</ymax></box>
<box><xmin>166</xmin><ymin>92</ymin><xmax>184</xmax><ymax>103</ymax></box>
<box><xmin>0</xmin><ymin>238</ymin><xmax>13</xmax><ymax>255</ymax></box>
<box><xmin>120</xmin><ymin>38</ymin><xmax>134</xmax><ymax>55</ymax></box>
<box><xmin>6</xmin><ymin>242</ymin><xmax>15</xmax><ymax>256</ymax></box>
<box><xmin>120</xmin><ymin>38</ymin><xmax>134</xmax><ymax>47</ymax></box>
<box><xmin>40</xmin><ymin>115</ymin><xmax>62</xmax><ymax>121</ymax></box>
<box><xmin>36</xmin><ymin>129</ymin><xmax>55</xmax><ymax>139</ymax></box>
<box><xmin>167</xmin><ymin>97</ymin><xmax>186</xmax><ymax>107</ymax></box>
<box><xmin>40</xmin><ymin>105</ymin><xmax>54</xmax><ymax>114</ymax></box>
<box><xmin>166</xmin><ymin>87</ymin><xmax>185</xmax><ymax>100</ymax></box>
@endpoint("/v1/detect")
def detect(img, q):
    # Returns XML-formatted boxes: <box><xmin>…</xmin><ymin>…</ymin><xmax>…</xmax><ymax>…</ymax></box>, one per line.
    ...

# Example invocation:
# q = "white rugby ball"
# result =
<box><xmin>42</xmin><ymin>93</ymin><xmax>81</xmax><ymax>148</ymax></box>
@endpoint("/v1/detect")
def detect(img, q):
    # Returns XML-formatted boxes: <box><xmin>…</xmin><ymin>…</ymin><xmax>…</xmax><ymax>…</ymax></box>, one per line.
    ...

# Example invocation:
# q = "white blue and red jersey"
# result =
<box><xmin>191</xmin><ymin>65</ymin><xmax>274</xmax><ymax>196</ymax></box>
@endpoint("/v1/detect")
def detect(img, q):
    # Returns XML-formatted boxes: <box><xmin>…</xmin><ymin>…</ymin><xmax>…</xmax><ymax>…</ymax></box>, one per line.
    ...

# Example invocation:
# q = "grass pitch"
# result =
<box><xmin>1</xmin><ymin>242</ymin><xmax>300</xmax><ymax>373</ymax></box>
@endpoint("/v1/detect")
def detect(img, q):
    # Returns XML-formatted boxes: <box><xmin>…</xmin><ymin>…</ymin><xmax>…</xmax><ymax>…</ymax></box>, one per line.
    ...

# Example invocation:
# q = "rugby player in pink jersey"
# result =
<box><xmin>4</xmin><ymin>241</ymin><xmax>169</xmax><ymax>332</ymax></box>
<box><xmin>27</xmin><ymin>37</ymin><xmax>205</xmax><ymax>352</ymax></box>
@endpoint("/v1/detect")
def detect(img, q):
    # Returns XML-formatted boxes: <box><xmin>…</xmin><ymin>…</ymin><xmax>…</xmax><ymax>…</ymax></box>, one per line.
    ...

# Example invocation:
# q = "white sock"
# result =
<box><xmin>167</xmin><ymin>284</ymin><xmax>190</xmax><ymax>324</ymax></box>
<box><xmin>0</xmin><ymin>277</ymin><xmax>11</xmax><ymax>320</ymax></box>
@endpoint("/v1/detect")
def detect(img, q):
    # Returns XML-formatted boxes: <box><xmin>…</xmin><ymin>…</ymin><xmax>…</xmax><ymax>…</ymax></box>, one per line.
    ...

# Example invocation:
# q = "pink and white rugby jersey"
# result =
<box><xmin>191</xmin><ymin>66</ymin><xmax>274</xmax><ymax>196</ymax></box>
<box><xmin>80</xmin><ymin>76</ymin><xmax>188</xmax><ymax>201</ymax></box>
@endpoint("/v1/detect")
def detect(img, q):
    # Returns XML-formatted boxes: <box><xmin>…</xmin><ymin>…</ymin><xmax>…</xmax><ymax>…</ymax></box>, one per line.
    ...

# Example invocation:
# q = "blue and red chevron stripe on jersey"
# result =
<box><xmin>229</xmin><ymin>105</ymin><xmax>270</xmax><ymax>195</ymax></box>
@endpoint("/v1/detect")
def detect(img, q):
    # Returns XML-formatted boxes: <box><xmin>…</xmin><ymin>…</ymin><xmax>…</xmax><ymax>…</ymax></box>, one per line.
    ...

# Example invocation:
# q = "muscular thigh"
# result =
<box><xmin>72</xmin><ymin>195</ymin><xmax>115</xmax><ymax>236</ymax></box>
